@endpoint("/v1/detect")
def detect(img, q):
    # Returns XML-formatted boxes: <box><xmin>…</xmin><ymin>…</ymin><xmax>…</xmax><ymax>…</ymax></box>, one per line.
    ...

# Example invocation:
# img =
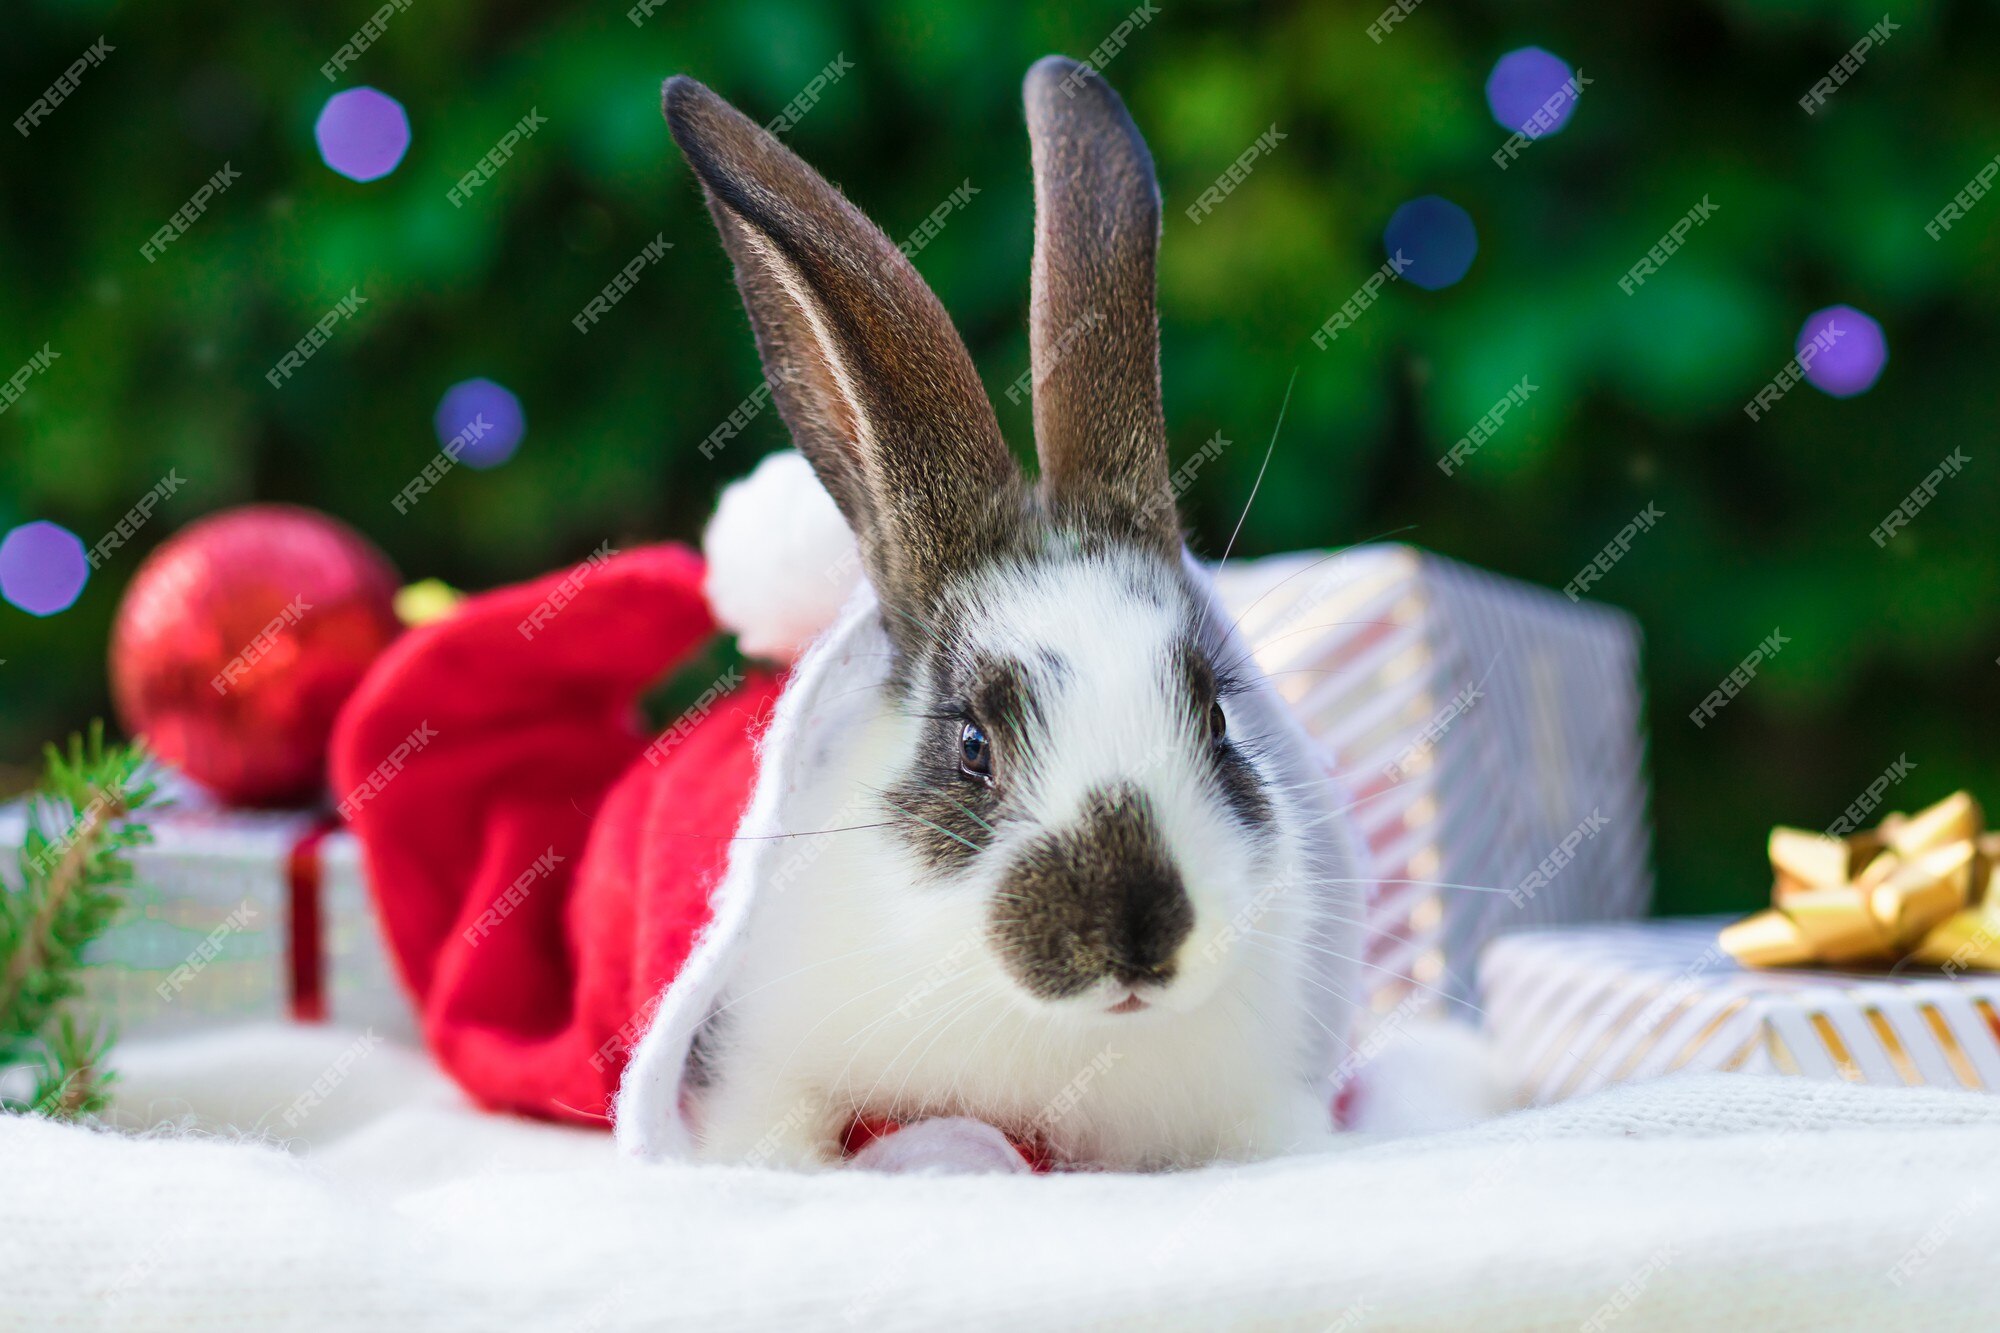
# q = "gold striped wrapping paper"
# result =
<box><xmin>1480</xmin><ymin>920</ymin><xmax>2000</xmax><ymax>1105</ymax></box>
<box><xmin>1211</xmin><ymin>544</ymin><xmax>1652</xmax><ymax>1020</ymax></box>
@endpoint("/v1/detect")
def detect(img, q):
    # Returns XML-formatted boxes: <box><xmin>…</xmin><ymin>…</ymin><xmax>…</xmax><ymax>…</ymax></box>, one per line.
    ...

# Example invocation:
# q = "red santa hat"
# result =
<box><xmin>331</xmin><ymin>453</ymin><xmax>857</xmax><ymax>1128</ymax></box>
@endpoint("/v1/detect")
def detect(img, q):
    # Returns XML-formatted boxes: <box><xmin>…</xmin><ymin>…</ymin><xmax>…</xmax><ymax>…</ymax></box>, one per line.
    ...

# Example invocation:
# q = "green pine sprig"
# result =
<box><xmin>0</xmin><ymin>722</ymin><xmax>161</xmax><ymax>1120</ymax></box>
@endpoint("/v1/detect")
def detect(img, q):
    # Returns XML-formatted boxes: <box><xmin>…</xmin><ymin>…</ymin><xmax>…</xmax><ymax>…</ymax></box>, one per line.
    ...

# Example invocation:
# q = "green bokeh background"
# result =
<box><xmin>4</xmin><ymin>0</ymin><xmax>1996</xmax><ymax>917</ymax></box>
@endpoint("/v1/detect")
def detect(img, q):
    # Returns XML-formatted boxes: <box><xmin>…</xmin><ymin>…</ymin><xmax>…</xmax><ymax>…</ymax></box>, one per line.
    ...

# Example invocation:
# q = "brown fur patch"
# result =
<box><xmin>1023</xmin><ymin>56</ymin><xmax>1179</xmax><ymax>556</ymax></box>
<box><xmin>663</xmin><ymin>76</ymin><xmax>1031</xmax><ymax>648</ymax></box>
<box><xmin>989</xmin><ymin>785</ymin><xmax>1194</xmax><ymax>999</ymax></box>
<box><xmin>882</xmin><ymin>655</ymin><xmax>1044</xmax><ymax>873</ymax></box>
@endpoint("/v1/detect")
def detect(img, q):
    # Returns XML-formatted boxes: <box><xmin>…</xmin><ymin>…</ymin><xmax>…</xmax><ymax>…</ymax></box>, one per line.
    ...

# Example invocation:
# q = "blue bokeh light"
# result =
<box><xmin>1486</xmin><ymin>47</ymin><xmax>1580</xmax><ymax>138</ymax></box>
<box><xmin>434</xmin><ymin>378</ymin><xmax>527</xmax><ymax>469</ymax></box>
<box><xmin>1383</xmin><ymin>196</ymin><xmax>1479</xmax><ymax>291</ymax></box>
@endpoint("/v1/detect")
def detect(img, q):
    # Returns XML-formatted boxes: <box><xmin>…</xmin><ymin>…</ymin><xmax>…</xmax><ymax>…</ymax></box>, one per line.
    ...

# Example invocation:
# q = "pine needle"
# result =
<box><xmin>0</xmin><ymin>722</ymin><xmax>161</xmax><ymax>1120</ymax></box>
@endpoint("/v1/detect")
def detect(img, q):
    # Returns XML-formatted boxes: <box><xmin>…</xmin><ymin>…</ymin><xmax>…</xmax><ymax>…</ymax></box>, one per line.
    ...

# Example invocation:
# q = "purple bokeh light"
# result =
<box><xmin>434</xmin><ymin>378</ymin><xmax>526</xmax><ymax>469</ymax></box>
<box><xmin>315</xmin><ymin>87</ymin><xmax>411</xmax><ymax>183</ymax></box>
<box><xmin>1797</xmin><ymin>305</ymin><xmax>1888</xmax><ymax>398</ymax></box>
<box><xmin>0</xmin><ymin>520</ymin><xmax>90</xmax><ymax>617</ymax></box>
<box><xmin>1486</xmin><ymin>47</ymin><xmax>1580</xmax><ymax>138</ymax></box>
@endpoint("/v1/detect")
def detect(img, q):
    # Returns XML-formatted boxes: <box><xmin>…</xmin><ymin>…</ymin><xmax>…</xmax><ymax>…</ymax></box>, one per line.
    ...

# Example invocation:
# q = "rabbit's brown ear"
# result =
<box><xmin>663</xmin><ymin>76</ymin><xmax>1023</xmax><ymax>619</ymax></box>
<box><xmin>1022</xmin><ymin>56</ymin><xmax>1176</xmax><ymax>553</ymax></box>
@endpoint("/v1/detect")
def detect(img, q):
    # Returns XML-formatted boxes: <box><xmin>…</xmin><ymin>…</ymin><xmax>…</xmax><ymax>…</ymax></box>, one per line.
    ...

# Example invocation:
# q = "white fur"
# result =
<box><xmin>701</xmin><ymin>449</ymin><xmax>860</xmax><ymax>661</ymax></box>
<box><xmin>1343</xmin><ymin>1019</ymin><xmax>1508</xmax><ymax>1137</ymax></box>
<box><xmin>616</xmin><ymin>536</ymin><xmax>1363</xmax><ymax>1170</ymax></box>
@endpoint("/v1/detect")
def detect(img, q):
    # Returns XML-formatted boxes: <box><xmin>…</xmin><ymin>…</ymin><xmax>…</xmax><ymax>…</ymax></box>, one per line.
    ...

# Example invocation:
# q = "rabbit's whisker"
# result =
<box><xmin>1217</xmin><ymin>366</ymin><xmax>1297</xmax><ymax>567</ymax></box>
<box><xmin>1217</xmin><ymin>522</ymin><xmax>1421</xmax><ymax>643</ymax></box>
<box><xmin>694</xmin><ymin>936</ymin><xmax>925</xmax><ymax>1034</ymax></box>
<box><xmin>854</xmin><ymin>981</ymin><xmax>1003</xmax><ymax>1119</ymax></box>
<box><xmin>769</xmin><ymin>951</ymin><xmax>985</xmax><ymax>1082</ymax></box>
<box><xmin>874</xmin><ymin>791</ymin><xmax>981</xmax><ymax>853</ymax></box>
<box><xmin>1243</xmin><ymin>928</ymin><xmax>1482</xmax><ymax>1017</ymax></box>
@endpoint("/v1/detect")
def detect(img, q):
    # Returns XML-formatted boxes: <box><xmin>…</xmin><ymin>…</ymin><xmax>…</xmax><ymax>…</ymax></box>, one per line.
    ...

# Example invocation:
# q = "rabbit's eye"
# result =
<box><xmin>1208</xmin><ymin>700</ymin><xmax>1228</xmax><ymax>744</ymax></box>
<box><xmin>959</xmin><ymin>720</ymin><xmax>993</xmax><ymax>781</ymax></box>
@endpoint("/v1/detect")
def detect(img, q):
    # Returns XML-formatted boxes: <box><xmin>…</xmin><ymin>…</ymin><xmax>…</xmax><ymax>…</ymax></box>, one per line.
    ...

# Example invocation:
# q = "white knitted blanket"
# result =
<box><xmin>4</xmin><ymin>1024</ymin><xmax>1997</xmax><ymax>1331</ymax></box>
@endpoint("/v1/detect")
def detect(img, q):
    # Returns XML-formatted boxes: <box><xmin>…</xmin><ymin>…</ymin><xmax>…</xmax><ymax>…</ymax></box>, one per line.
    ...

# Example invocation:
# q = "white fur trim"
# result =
<box><xmin>701</xmin><ymin>450</ymin><xmax>860</xmax><ymax>662</ymax></box>
<box><xmin>612</xmin><ymin>581</ymin><xmax>889</xmax><ymax>1159</ymax></box>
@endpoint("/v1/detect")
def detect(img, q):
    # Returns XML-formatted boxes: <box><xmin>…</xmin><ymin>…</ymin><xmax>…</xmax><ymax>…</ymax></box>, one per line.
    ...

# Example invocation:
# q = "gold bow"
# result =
<box><xmin>1721</xmin><ymin>791</ymin><xmax>2000</xmax><ymax>971</ymax></box>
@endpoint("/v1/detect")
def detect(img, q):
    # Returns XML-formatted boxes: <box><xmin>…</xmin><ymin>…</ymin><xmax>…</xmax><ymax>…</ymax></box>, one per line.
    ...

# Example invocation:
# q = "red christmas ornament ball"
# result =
<box><xmin>110</xmin><ymin>504</ymin><xmax>403</xmax><ymax>806</ymax></box>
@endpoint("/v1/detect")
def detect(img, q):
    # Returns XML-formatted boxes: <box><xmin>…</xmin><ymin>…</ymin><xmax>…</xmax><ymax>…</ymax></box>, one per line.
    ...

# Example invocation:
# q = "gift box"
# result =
<box><xmin>1480</xmin><ymin>919</ymin><xmax>2000</xmax><ymax>1105</ymax></box>
<box><xmin>1211</xmin><ymin>544</ymin><xmax>1653</xmax><ymax>1017</ymax></box>
<box><xmin>0</xmin><ymin>773</ymin><xmax>415</xmax><ymax>1042</ymax></box>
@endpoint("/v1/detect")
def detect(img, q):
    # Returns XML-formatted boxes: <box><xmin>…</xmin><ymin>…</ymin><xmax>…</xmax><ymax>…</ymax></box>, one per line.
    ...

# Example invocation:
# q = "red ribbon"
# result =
<box><xmin>285</xmin><ymin>815</ymin><xmax>344</xmax><ymax>1022</ymax></box>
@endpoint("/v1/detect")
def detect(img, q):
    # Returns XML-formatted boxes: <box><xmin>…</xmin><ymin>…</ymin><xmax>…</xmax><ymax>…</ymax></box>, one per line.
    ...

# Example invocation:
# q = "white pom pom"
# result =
<box><xmin>702</xmin><ymin>450</ymin><xmax>861</xmax><ymax>662</ymax></box>
<box><xmin>847</xmin><ymin>1117</ymin><xmax>1032</xmax><ymax>1175</ymax></box>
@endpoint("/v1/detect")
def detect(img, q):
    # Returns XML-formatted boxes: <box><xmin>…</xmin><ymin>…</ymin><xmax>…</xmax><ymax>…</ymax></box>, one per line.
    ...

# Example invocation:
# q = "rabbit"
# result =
<box><xmin>612</xmin><ymin>56</ymin><xmax>1364</xmax><ymax>1172</ymax></box>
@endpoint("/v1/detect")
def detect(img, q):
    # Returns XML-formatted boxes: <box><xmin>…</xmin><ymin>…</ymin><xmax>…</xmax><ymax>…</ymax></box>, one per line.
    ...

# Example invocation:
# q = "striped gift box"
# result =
<box><xmin>1211</xmin><ymin>544</ymin><xmax>1652</xmax><ymax>1019</ymax></box>
<box><xmin>1481</xmin><ymin>919</ymin><xmax>2000</xmax><ymax>1104</ymax></box>
<box><xmin>0</xmin><ymin>775</ymin><xmax>414</xmax><ymax>1042</ymax></box>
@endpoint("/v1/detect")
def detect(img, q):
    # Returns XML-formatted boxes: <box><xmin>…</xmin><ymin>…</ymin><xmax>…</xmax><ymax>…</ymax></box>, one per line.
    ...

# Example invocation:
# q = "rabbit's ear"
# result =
<box><xmin>663</xmin><ymin>77</ymin><xmax>1023</xmax><ymax>618</ymax></box>
<box><xmin>1022</xmin><ymin>57</ymin><xmax>1176</xmax><ymax>552</ymax></box>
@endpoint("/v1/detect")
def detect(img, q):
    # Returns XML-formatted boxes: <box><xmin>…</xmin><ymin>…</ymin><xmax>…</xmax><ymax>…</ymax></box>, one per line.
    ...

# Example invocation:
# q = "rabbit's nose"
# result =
<box><xmin>988</xmin><ymin>782</ymin><xmax>1194</xmax><ymax>1001</ymax></box>
<box><xmin>1105</xmin><ymin>859</ymin><xmax>1193</xmax><ymax>987</ymax></box>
